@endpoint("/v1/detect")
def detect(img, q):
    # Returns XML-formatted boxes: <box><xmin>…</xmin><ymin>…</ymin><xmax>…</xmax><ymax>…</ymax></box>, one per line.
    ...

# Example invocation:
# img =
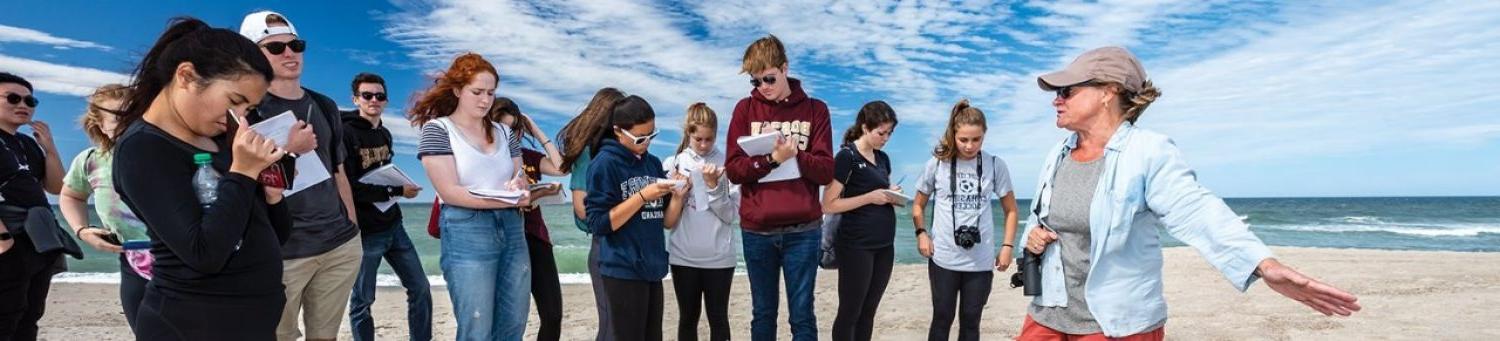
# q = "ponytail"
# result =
<box><xmin>932</xmin><ymin>99</ymin><xmax>986</xmax><ymax>160</ymax></box>
<box><xmin>118</xmin><ymin>17</ymin><xmax>272</xmax><ymax>137</ymax></box>
<box><xmin>843</xmin><ymin>100</ymin><xmax>898</xmax><ymax>145</ymax></box>
<box><xmin>674</xmin><ymin>103</ymin><xmax>718</xmax><ymax>155</ymax></box>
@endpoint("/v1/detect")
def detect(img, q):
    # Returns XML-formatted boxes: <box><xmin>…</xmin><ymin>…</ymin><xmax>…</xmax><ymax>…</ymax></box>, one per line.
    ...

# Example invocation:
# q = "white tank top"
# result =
<box><xmin>435</xmin><ymin>117</ymin><xmax>514</xmax><ymax>193</ymax></box>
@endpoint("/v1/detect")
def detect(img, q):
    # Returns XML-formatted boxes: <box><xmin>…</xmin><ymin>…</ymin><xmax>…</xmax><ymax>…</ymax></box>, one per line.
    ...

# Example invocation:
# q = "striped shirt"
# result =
<box><xmin>417</xmin><ymin>120</ymin><xmax>521</xmax><ymax>159</ymax></box>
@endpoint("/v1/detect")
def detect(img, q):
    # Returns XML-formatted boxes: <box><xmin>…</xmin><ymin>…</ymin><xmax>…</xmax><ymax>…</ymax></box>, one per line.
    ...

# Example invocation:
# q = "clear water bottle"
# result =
<box><xmin>192</xmin><ymin>153</ymin><xmax>220</xmax><ymax>208</ymax></box>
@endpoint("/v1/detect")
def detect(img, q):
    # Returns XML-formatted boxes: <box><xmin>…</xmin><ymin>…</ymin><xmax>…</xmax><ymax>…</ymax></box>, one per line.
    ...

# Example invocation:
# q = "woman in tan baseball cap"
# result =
<box><xmin>1015</xmin><ymin>46</ymin><xmax>1360</xmax><ymax>339</ymax></box>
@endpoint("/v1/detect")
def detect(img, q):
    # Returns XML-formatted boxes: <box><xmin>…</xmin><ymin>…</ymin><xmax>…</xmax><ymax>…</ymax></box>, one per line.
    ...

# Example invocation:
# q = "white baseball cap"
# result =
<box><xmin>238</xmin><ymin>10</ymin><xmax>298</xmax><ymax>43</ymax></box>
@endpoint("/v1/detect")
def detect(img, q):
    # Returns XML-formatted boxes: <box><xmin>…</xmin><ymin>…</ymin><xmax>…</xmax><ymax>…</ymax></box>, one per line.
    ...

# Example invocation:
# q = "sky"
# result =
<box><xmin>3</xmin><ymin>0</ymin><xmax>1498</xmax><ymax>201</ymax></box>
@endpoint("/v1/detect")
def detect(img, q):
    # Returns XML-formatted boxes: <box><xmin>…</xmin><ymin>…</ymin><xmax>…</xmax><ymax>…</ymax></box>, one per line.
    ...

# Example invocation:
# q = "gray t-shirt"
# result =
<box><xmin>1030</xmin><ymin>156</ymin><xmax>1104</xmax><ymax>334</ymax></box>
<box><xmin>915</xmin><ymin>152</ymin><xmax>1013</xmax><ymax>272</ymax></box>
<box><xmin>257</xmin><ymin>90</ymin><xmax>357</xmax><ymax>259</ymax></box>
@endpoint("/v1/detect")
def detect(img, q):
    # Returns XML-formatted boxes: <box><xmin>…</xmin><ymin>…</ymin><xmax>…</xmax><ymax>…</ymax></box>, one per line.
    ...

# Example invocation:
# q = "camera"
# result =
<box><xmin>1010</xmin><ymin>251</ymin><xmax>1043</xmax><ymax>296</ymax></box>
<box><xmin>953</xmin><ymin>225</ymin><xmax>980</xmax><ymax>249</ymax></box>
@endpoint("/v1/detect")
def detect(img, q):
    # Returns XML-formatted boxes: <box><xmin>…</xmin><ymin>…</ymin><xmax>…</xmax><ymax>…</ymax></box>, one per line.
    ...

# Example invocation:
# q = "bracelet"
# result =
<box><xmin>1001</xmin><ymin>244</ymin><xmax>1014</xmax><ymax>248</ymax></box>
<box><xmin>914</xmin><ymin>228</ymin><xmax>927</xmax><ymax>237</ymax></box>
<box><xmin>75</xmin><ymin>225</ymin><xmax>101</xmax><ymax>238</ymax></box>
<box><xmin>541</xmin><ymin>139</ymin><xmax>553</xmax><ymax>145</ymax></box>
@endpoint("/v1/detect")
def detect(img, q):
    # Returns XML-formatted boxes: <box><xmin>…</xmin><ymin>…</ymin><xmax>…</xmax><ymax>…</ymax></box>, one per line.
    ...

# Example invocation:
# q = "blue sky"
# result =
<box><xmin>4</xmin><ymin>0</ymin><xmax>1498</xmax><ymax>200</ymax></box>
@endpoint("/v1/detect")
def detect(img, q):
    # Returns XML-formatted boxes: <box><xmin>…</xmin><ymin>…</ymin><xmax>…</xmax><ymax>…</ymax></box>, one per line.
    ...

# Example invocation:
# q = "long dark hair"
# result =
<box><xmin>488</xmin><ymin>97</ymin><xmax>536</xmax><ymax>149</ymax></box>
<box><xmin>117</xmin><ymin>17</ymin><xmax>273</xmax><ymax>137</ymax></box>
<box><xmin>558</xmin><ymin>87</ymin><xmax>624</xmax><ymax>172</ymax></box>
<box><xmin>842</xmin><ymin>100</ymin><xmax>898</xmax><ymax>145</ymax></box>
<box><xmin>593</xmin><ymin>95</ymin><xmax>655</xmax><ymax>154</ymax></box>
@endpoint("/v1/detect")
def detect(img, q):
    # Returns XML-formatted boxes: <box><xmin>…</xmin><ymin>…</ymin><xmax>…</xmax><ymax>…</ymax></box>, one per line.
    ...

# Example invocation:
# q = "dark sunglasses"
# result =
<box><xmin>261</xmin><ymin>39</ymin><xmax>307</xmax><ymax>55</ymax></box>
<box><xmin>618</xmin><ymin>127</ymin><xmax>659</xmax><ymax>146</ymax></box>
<box><xmin>359</xmin><ymin>92</ymin><xmax>387</xmax><ymax>102</ymax></box>
<box><xmin>1054</xmin><ymin>81</ymin><xmax>1101</xmax><ymax>100</ymax></box>
<box><xmin>749</xmin><ymin>74</ymin><xmax>778</xmax><ymax>88</ymax></box>
<box><xmin>4</xmin><ymin>93</ymin><xmax>38</xmax><ymax>108</ymax></box>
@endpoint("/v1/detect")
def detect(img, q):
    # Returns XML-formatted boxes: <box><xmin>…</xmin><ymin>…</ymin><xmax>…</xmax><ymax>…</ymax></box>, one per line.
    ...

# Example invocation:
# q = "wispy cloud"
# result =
<box><xmin>0</xmin><ymin>24</ymin><xmax>113</xmax><ymax>51</ymax></box>
<box><xmin>0</xmin><ymin>54</ymin><xmax>130</xmax><ymax>96</ymax></box>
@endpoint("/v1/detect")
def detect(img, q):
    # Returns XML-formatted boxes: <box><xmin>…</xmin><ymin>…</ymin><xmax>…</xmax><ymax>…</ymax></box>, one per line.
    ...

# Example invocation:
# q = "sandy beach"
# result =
<box><xmin>38</xmin><ymin>247</ymin><xmax>1500</xmax><ymax>340</ymax></box>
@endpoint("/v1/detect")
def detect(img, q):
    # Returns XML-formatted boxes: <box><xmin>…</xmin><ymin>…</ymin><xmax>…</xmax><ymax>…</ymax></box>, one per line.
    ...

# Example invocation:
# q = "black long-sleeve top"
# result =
<box><xmin>113</xmin><ymin>121</ymin><xmax>291</xmax><ymax>298</ymax></box>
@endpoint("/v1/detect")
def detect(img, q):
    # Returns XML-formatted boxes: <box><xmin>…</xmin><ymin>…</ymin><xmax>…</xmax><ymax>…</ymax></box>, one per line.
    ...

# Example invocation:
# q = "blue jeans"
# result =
<box><xmin>439</xmin><ymin>205</ymin><xmax>531</xmax><ymax>340</ymax></box>
<box><xmin>349</xmin><ymin>223</ymin><xmax>433</xmax><ymax>341</ymax></box>
<box><xmin>742</xmin><ymin>226</ymin><xmax>821</xmax><ymax>341</ymax></box>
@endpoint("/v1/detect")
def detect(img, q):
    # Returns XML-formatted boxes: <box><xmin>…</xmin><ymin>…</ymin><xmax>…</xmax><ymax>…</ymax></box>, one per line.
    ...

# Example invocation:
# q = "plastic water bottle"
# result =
<box><xmin>192</xmin><ymin>153</ymin><xmax>220</xmax><ymax>208</ymax></box>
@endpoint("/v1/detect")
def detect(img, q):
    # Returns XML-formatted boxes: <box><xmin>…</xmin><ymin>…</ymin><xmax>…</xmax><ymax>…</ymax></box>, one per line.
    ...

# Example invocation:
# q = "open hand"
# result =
<box><xmin>1259</xmin><ymin>259</ymin><xmax>1362</xmax><ymax>316</ymax></box>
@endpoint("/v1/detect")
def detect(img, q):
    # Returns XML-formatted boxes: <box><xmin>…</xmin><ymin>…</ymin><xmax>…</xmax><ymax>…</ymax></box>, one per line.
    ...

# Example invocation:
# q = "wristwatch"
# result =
<box><xmin>766</xmin><ymin>154</ymin><xmax>781</xmax><ymax>168</ymax></box>
<box><xmin>914</xmin><ymin>228</ymin><xmax>927</xmax><ymax>237</ymax></box>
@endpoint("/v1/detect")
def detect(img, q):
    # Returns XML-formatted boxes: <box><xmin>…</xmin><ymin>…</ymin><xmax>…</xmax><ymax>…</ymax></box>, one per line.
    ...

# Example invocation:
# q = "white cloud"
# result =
<box><xmin>0</xmin><ymin>54</ymin><xmax>130</xmax><ymax>96</ymax></box>
<box><xmin>0</xmin><ymin>24</ymin><xmax>113</xmax><ymax>51</ymax></box>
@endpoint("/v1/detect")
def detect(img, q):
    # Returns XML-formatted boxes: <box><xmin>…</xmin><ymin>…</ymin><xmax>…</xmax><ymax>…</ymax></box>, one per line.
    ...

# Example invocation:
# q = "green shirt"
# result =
<box><xmin>64</xmin><ymin>147</ymin><xmax>149</xmax><ymax>242</ymax></box>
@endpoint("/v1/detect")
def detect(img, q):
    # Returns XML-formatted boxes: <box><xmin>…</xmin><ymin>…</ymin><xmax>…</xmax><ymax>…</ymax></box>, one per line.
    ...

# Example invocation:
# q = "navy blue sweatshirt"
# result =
<box><xmin>585</xmin><ymin>139</ymin><xmax>670</xmax><ymax>281</ymax></box>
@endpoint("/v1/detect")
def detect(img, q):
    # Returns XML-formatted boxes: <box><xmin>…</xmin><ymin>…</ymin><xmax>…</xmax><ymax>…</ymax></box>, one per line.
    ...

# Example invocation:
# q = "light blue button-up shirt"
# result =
<box><xmin>1019</xmin><ymin>123</ymin><xmax>1274</xmax><ymax>337</ymax></box>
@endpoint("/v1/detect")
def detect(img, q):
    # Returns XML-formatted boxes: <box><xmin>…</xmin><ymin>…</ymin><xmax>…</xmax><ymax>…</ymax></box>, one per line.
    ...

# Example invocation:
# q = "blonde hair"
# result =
<box><xmin>740</xmin><ymin>34</ymin><xmax>787</xmax><ymax>75</ymax></box>
<box><xmin>675</xmin><ymin>103</ymin><xmax>718</xmax><ymax>155</ymax></box>
<box><xmin>932</xmin><ymin>99</ymin><xmax>986</xmax><ymax>160</ymax></box>
<box><xmin>1118</xmin><ymin>81</ymin><xmax>1160</xmax><ymax>123</ymax></box>
<box><xmin>80</xmin><ymin>84</ymin><xmax>130</xmax><ymax>153</ymax></box>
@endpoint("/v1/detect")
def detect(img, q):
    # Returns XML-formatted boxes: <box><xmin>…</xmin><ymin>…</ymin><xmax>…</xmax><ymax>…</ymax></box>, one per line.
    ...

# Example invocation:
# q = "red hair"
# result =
<box><xmin>408</xmin><ymin>53</ymin><xmax>500</xmax><ymax>141</ymax></box>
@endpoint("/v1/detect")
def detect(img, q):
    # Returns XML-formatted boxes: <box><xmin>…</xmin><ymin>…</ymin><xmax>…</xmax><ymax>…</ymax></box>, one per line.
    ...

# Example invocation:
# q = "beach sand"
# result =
<box><xmin>38</xmin><ymin>247</ymin><xmax>1500</xmax><ymax>340</ymax></box>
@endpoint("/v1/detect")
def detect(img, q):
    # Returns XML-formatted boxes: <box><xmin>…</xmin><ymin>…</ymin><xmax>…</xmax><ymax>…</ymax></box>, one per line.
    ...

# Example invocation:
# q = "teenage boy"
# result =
<box><xmin>0</xmin><ymin>72</ymin><xmax>70</xmax><ymax>341</ymax></box>
<box><xmin>341</xmin><ymin>73</ymin><xmax>431</xmax><ymax>341</ymax></box>
<box><xmin>724</xmin><ymin>34</ymin><xmax>835</xmax><ymax>341</ymax></box>
<box><xmin>240</xmin><ymin>10</ymin><xmax>361</xmax><ymax>341</ymax></box>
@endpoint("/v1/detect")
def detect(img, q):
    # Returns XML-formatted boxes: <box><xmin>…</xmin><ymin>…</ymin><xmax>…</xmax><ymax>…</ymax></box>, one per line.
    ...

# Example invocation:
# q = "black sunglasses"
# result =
<box><xmin>749</xmin><ymin>74</ymin><xmax>778</xmax><ymax>88</ymax></box>
<box><xmin>4</xmin><ymin>93</ymin><xmax>38</xmax><ymax>108</ymax></box>
<box><xmin>359</xmin><ymin>92</ymin><xmax>387</xmax><ymax>102</ymax></box>
<box><xmin>1055</xmin><ymin>81</ymin><xmax>1102</xmax><ymax>100</ymax></box>
<box><xmin>261</xmin><ymin>39</ymin><xmax>307</xmax><ymax>55</ymax></box>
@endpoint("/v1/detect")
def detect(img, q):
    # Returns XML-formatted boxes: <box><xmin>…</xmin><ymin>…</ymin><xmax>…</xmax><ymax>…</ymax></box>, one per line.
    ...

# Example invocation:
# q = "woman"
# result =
<box><xmin>585</xmin><ymin>95</ymin><xmax>687</xmax><ymax>341</ymax></box>
<box><xmin>112</xmin><ymin>17</ymin><xmax>292</xmax><ymax>340</ymax></box>
<box><xmin>910</xmin><ymin>99</ymin><xmax>1019</xmax><ymax>341</ymax></box>
<box><xmin>411</xmin><ymin>53</ymin><xmax>531</xmax><ymax>340</ymax></box>
<box><xmin>556</xmin><ymin>87</ymin><xmax>625</xmax><ymax>341</ymax></box>
<box><xmin>1020</xmin><ymin>46</ymin><xmax>1360</xmax><ymax>339</ymax></box>
<box><xmin>59</xmin><ymin>84</ymin><xmax>154</xmax><ymax>333</ymax></box>
<box><xmin>662</xmin><ymin>103</ymin><xmax>738</xmax><ymax>341</ymax></box>
<box><xmin>489</xmin><ymin>97</ymin><xmax>567</xmax><ymax>341</ymax></box>
<box><xmin>821</xmin><ymin>100</ymin><xmax>900</xmax><ymax>341</ymax></box>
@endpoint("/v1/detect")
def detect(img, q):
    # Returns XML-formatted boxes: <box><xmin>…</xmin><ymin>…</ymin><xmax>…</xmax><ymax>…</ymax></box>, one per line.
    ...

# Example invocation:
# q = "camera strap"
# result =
<box><xmin>949</xmin><ymin>153</ymin><xmax>984</xmax><ymax>231</ymax></box>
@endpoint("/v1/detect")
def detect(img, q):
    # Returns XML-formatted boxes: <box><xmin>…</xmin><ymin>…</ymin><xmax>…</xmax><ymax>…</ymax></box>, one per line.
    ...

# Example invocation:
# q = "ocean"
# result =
<box><xmin>52</xmin><ymin>196</ymin><xmax>1500</xmax><ymax>285</ymax></box>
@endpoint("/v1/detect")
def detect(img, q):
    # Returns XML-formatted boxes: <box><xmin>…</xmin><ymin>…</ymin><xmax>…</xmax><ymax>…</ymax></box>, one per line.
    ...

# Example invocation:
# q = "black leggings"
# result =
<box><xmin>133</xmin><ymin>285</ymin><xmax>285</xmax><ymax>341</ymax></box>
<box><xmin>119</xmin><ymin>256</ymin><xmax>147</xmax><ymax>334</ymax></box>
<box><xmin>602</xmin><ymin>276</ymin><xmax>663</xmax><ymax>341</ymax></box>
<box><xmin>670</xmin><ymin>265</ymin><xmax>733</xmax><ymax>341</ymax></box>
<box><xmin>526</xmin><ymin>234</ymin><xmax>563</xmax><ymax>341</ymax></box>
<box><xmin>832</xmin><ymin>245</ymin><xmax>893</xmax><ymax>341</ymax></box>
<box><xmin>926</xmin><ymin>261</ymin><xmax>993</xmax><ymax>341</ymax></box>
<box><xmin>0</xmin><ymin>236</ymin><xmax>55</xmax><ymax>341</ymax></box>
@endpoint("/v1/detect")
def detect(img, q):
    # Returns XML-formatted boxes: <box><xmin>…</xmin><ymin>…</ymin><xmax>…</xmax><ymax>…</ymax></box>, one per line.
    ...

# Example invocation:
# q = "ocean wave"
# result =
<box><xmin>1257</xmin><ymin>223</ymin><xmax>1500</xmax><ymax>237</ymax></box>
<box><xmin>1334</xmin><ymin>216</ymin><xmax>1387</xmax><ymax>224</ymax></box>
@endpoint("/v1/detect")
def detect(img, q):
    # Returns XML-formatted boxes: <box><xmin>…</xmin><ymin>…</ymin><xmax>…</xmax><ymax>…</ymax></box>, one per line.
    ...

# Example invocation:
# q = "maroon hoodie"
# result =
<box><xmin>725</xmin><ymin>78</ymin><xmax>835</xmax><ymax>232</ymax></box>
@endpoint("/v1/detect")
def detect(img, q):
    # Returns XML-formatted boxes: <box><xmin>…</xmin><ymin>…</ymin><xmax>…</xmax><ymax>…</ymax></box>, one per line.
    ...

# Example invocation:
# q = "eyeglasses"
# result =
<box><xmin>261</xmin><ymin>39</ymin><xmax>307</xmax><ymax>55</ymax></box>
<box><xmin>1054</xmin><ymin>82</ymin><xmax>1099</xmax><ymax>100</ymax></box>
<box><xmin>749</xmin><ymin>74</ymin><xmax>778</xmax><ymax>88</ymax></box>
<box><xmin>618</xmin><ymin>127</ymin><xmax>658</xmax><ymax>146</ymax></box>
<box><xmin>3</xmin><ymin>93</ymin><xmax>38</xmax><ymax>108</ymax></box>
<box><xmin>359</xmin><ymin>92</ymin><xmax>387</xmax><ymax>102</ymax></box>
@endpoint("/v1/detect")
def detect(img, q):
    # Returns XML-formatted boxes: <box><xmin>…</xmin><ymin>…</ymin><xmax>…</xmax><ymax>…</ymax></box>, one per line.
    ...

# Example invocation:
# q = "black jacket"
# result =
<box><xmin>341</xmin><ymin>110</ymin><xmax>404</xmax><ymax>233</ymax></box>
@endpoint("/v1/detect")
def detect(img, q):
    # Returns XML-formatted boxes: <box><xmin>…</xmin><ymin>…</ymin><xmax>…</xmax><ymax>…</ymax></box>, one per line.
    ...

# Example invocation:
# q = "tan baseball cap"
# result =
<box><xmin>1038</xmin><ymin>46</ymin><xmax>1148</xmax><ymax>93</ymax></box>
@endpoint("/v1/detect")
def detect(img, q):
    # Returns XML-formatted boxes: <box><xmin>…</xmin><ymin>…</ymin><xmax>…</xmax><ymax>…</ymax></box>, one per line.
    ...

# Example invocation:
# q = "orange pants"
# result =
<box><xmin>1018</xmin><ymin>315</ymin><xmax>1164</xmax><ymax>341</ymax></box>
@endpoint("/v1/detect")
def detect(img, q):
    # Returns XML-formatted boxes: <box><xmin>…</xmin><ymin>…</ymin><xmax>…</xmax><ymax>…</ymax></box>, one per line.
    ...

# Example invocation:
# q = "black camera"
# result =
<box><xmin>953</xmin><ymin>225</ymin><xmax>980</xmax><ymax>249</ymax></box>
<box><xmin>1010</xmin><ymin>251</ymin><xmax>1042</xmax><ymax>296</ymax></box>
